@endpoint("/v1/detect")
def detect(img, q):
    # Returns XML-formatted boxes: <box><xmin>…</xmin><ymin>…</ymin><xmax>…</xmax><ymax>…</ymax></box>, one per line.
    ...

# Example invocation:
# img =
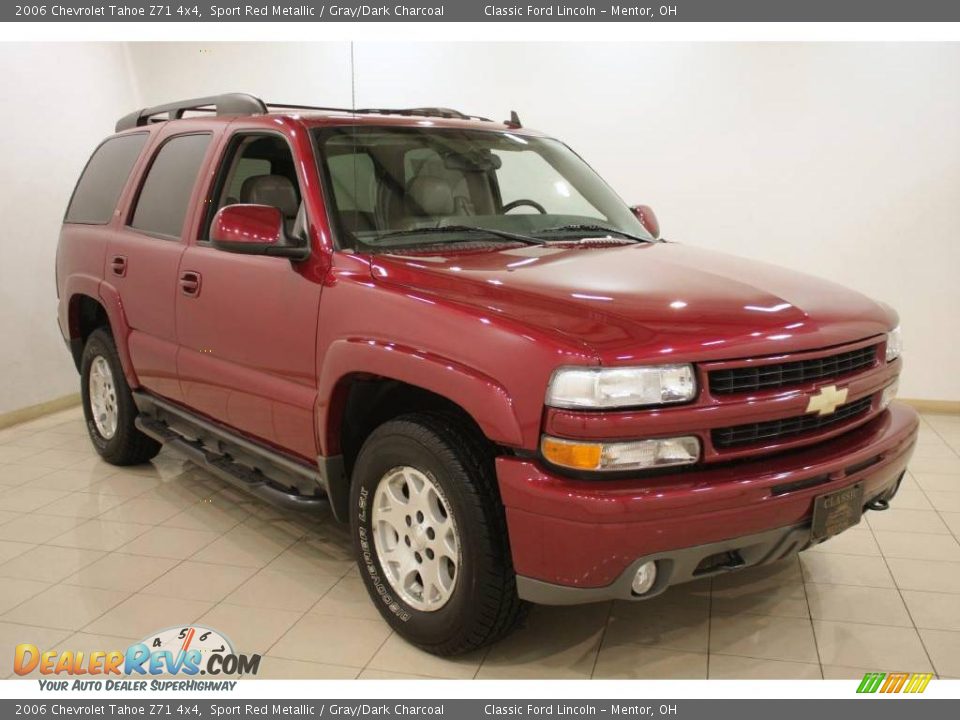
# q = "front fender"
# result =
<box><xmin>316</xmin><ymin>337</ymin><xmax>524</xmax><ymax>456</ymax></box>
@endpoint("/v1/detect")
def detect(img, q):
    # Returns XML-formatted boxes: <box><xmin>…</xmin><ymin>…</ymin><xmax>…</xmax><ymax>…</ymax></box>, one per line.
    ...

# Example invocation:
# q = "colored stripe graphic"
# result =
<box><xmin>857</xmin><ymin>673</ymin><xmax>885</xmax><ymax>693</ymax></box>
<box><xmin>858</xmin><ymin>672</ymin><xmax>932</xmax><ymax>694</ymax></box>
<box><xmin>905</xmin><ymin>674</ymin><xmax>933</xmax><ymax>694</ymax></box>
<box><xmin>881</xmin><ymin>672</ymin><xmax>909</xmax><ymax>693</ymax></box>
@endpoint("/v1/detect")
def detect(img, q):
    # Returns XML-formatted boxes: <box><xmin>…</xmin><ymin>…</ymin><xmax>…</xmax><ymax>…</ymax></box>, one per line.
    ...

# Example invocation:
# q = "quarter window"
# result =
<box><xmin>131</xmin><ymin>134</ymin><xmax>211</xmax><ymax>239</ymax></box>
<box><xmin>65</xmin><ymin>134</ymin><xmax>148</xmax><ymax>225</ymax></box>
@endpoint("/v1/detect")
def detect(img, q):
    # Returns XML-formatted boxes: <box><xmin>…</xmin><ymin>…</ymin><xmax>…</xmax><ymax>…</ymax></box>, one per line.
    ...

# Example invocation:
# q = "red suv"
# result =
<box><xmin>56</xmin><ymin>93</ymin><xmax>917</xmax><ymax>655</ymax></box>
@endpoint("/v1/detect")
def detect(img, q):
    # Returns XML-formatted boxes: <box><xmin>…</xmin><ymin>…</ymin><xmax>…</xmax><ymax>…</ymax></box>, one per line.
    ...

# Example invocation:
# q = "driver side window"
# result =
<box><xmin>206</xmin><ymin>133</ymin><xmax>305</xmax><ymax>240</ymax></box>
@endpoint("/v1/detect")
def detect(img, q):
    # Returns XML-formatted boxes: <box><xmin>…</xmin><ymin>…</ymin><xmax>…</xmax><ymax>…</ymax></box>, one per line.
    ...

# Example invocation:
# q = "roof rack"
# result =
<box><xmin>115</xmin><ymin>93</ymin><xmax>267</xmax><ymax>132</ymax></box>
<box><xmin>116</xmin><ymin>94</ymin><xmax>497</xmax><ymax>132</ymax></box>
<box><xmin>352</xmin><ymin>107</ymin><xmax>493</xmax><ymax>122</ymax></box>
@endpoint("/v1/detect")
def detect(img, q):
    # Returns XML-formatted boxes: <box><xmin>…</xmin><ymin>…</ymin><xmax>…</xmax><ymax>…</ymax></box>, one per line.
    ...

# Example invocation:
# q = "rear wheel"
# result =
<box><xmin>351</xmin><ymin>412</ymin><xmax>525</xmax><ymax>655</ymax></box>
<box><xmin>80</xmin><ymin>328</ymin><xmax>161</xmax><ymax>466</ymax></box>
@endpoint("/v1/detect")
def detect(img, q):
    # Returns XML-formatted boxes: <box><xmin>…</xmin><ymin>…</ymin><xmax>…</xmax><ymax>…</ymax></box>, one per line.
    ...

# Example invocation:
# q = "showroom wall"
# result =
<box><xmin>349</xmin><ymin>42</ymin><xmax>960</xmax><ymax>403</ymax></box>
<box><xmin>0</xmin><ymin>44</ymin><xmax>139</xmax><ymax>415</ymax></box>
<box><xmin>3</xmin><ymin>42</ymin><xmax>958</xmax><ymax>415</ymax></box>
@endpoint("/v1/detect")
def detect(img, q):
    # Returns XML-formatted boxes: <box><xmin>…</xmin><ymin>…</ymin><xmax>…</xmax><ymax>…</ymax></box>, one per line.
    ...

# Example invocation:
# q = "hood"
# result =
<box><xmin>369</xmin><ymin>241</ymin><xmax>895</xmax><ymax>363</ymax></box>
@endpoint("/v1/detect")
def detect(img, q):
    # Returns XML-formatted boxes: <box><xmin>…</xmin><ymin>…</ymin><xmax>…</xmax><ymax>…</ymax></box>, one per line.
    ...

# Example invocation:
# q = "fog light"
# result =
<box><xmin>631</xmin><ymin>561</ymin><xmax>657</xmax><ymax>595</ymax></box>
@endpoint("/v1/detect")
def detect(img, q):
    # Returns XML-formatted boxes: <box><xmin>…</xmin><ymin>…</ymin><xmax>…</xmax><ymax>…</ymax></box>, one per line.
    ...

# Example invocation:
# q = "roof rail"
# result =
<box><xmin>115</xmin><ymin>93</ymin><xmax>267</xmax><ymax>132</ymax></box>
<box><xmin>265</xmin><ymin>102</ymin><xmax>355</xmax><ymax>113</ymax></box>
<box><xmin>353</xmin><ymin>107</ymin><xmax>493</xmax><ymax>122</ymax></box>
<box><xmin>115</xmin><ymin>94</ymin><xmax>499</xmax><ymax>132</ymax></box>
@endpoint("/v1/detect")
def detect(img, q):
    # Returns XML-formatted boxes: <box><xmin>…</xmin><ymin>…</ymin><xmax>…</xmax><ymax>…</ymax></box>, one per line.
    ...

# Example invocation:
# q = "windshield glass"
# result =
<box><xmin>314</xmin><ymin>126</ymin><xmax>653</xmax><ymax>250</ymax></box>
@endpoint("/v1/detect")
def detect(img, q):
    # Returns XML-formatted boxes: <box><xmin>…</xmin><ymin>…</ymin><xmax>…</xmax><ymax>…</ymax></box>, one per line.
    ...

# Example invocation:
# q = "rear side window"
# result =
<box><xmin>65</xmin><ymin>134</ymin><xmax>148</xmax><ymax>225</ymax></box>
<box><xmin>131</xmin><ymin>134</ymin><xmax>211</xmax><ymax>239</ymax></box>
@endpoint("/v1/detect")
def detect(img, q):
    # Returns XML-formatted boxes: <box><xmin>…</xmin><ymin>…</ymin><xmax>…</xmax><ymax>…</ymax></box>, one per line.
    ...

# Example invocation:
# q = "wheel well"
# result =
<box><xmin>68</xmin><ymin>294</ymin><xmax>110</xmax><ymax>370</ymax></box>
<box><xmin>337</xmin><ymin>377</ymin><xmax>496</xmax><ymax>475</ymax></box>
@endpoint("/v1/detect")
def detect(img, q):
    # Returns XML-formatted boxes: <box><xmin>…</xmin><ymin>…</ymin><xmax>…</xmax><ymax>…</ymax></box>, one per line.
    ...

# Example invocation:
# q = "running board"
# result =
<box><xmin>133</xmin><ymin>399</ymin><xmax>327</xmax><ymax>513</ymax></box>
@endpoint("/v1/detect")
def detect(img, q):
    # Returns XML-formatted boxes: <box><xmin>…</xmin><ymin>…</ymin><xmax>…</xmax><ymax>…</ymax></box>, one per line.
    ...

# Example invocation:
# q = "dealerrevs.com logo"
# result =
<box><xmin>14</xmin><ymin>626</ymin><xmax>260</xmax><ymax>691</ymax></box>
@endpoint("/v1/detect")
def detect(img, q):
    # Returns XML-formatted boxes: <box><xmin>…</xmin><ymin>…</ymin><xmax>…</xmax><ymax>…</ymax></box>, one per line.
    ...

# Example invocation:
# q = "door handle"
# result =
<box><xmin>110</xmin><ymin>255</ymin><xmax>127</xmax><ymax>277</ymax></box>
<box><xmin>179</xmin><ymin>271</ymin><xmax>202</xmax><ymax>297</ymax></box>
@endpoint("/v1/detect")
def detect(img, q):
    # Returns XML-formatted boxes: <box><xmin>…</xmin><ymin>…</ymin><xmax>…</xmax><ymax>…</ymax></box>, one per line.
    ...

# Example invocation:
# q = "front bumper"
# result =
<box><xmin>496</xmin><ymin>402</ymin><xmax>918</xmax><ymax>602</ymax></box>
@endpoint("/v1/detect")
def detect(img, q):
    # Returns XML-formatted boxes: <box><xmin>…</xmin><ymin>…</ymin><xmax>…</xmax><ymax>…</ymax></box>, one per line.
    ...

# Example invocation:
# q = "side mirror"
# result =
<box><xmin>210</xmin><ymin>204</ymin><xmax>309</xmax><ymax>260</ymax></box>
<box><xmin>630</xmin><ymin>204</ymin><xmax>660</xmax><ymax>240</ymax></box>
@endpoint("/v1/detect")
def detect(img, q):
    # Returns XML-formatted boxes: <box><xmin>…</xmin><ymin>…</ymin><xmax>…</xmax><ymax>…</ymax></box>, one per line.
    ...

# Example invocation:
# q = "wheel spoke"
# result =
<box><xmin>371</xmin><ymin>465</ymin><xmax>460</xmax><ymax>613</ymax></box>
<box><xmin>88</xmin><ymin>356</ymin><xmax>118</xmax><ymax>440</ymax></box>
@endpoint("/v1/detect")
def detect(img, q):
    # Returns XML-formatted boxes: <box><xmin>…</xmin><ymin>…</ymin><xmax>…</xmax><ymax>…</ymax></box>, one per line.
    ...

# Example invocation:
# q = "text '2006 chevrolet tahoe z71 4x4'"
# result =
<box><xmin>56</xmin><ymin>93</ymin><xmax>917</xmax><ymax>655</ymax></box>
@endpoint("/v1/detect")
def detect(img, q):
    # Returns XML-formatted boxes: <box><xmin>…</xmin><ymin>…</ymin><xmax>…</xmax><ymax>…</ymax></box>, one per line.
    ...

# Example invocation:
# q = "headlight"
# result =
<box><xmin>546</xmin><ymin>364</ymin><xmax>697</xmax><ymax>409</ymax></box>
<box><xmin>885</xmin><ymin>326</ymin><xmax>902</xmax><ymax>363</ymax></box>
<box><xmin>541</xmin><ymin>435</ymin><xmax>701</xmax><ymax>472</ymax></box>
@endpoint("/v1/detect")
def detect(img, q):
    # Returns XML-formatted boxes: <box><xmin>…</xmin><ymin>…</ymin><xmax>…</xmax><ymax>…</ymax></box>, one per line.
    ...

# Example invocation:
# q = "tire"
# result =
<box><xmin>80</xmin><ymin>328</ymin><xmax>161</xmax><ymax>466</ymax></box>
<box><xmin>350</xmin><ymin>412</ymin><xmax>526</xmax><ymax>655</ymax></box>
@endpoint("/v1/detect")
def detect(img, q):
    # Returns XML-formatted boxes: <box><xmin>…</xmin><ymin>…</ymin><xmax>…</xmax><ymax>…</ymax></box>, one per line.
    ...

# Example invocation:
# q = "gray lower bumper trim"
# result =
<box><xmin>516</xmin><ymin>523</ymin><xmax>815</xmax><ymax>605</ymax></box>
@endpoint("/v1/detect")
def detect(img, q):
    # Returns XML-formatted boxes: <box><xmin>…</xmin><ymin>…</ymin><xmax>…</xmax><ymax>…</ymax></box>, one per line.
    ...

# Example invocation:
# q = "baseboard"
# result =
<box><xmin>901</xmin><ymin>398</ymin><xmax>960</xmax><ymax>414</ymax></box>
<box><xmin>0</xmin><ymin>394</ymin><xmax>82</xmax><ymax>431</ymax></box>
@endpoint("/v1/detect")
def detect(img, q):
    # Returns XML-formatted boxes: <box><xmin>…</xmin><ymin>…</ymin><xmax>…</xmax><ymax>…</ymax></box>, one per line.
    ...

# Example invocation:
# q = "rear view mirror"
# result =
<box><xmin>443</xmin><ymin>151</ymin><xmax>502</xmax><ymax>172</ymax></box>
<box><xmin>210</xmin><ymin>204</ymin><xmax>309</xmax><ymax>260</ymax></box>
<box><xmin>630</xmin><ymin>204</ymin><xmax>660</xmax><ymax>240</ymax></box>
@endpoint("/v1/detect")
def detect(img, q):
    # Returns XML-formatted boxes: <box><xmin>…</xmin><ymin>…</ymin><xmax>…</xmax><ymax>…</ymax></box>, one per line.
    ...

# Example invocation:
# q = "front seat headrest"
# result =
<box><xmin>406</xmin><ymin>175</ymin><xmax>455</xmax><ymax>217</ymax></box>
<box><xmin>240</xmin><ymin>175</ymin><xmax>299</xmax><ymax>218</ymax></box>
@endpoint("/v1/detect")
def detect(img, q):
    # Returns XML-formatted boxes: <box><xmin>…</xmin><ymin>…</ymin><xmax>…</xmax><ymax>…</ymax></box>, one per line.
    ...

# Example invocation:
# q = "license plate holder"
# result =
<box><xmin>811</xmin><ymin>483</ymin><xmax>864</xmax><ymax>541</ymax></box>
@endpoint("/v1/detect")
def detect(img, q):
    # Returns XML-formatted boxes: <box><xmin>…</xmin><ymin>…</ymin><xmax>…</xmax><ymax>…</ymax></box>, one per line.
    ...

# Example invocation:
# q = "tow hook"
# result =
<box><xmin>865</xmin><ymin>470</ymin><xmax>906</xmax><ymax>512</ymax></box>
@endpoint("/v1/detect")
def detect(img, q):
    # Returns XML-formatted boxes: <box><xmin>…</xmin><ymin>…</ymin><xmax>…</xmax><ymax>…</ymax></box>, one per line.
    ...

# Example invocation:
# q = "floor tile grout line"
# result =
<box><xmin>73</xmin><ymin>498</ymin><xmax>321</xmax><ymax>641</ymax></box>
<box><xmin>587</xmin><ymin>601</ymin><xmax>614</xmax><ymax>679</ymax></box>
<box><xmin>866</xmin><ymin>467</ymin><xmax>942</xmax><ymax>676</ymax></box>
<box><xmin>875</xmin><ymin>537</ymin><xmax>940</xmax><ymax>676</ymax></box>
<box><xmin>258</xmin><ymin>563</ymin><xmax>356</xmax><ymax>664</ymax></box>
<box><xmin>799</xmin><ymin>576</ymin><xmax>825</xmax><ymax>679</ymax></box>
<box><xmin>471</xmin><ymin>644</ymin><xmax>495</xmax><ymax>680</ymax></box>
<box><xmin>1</xmin><ymin>571</ymin><xmax>137</xmax><ymax>637</ymax></box>
<box><xmin>922</xmin><ymin>414</ymin><xmax>960</xmax><ymax>461</ymax></box>
<box><xmin>104</xmin><ymin>508</ymin><xmax>250</xmax><ymax>605</ymax></box>
<box><xmin>359</xmin><ymin>626</ymin><xmax>397</xmax><ymax>678</ymax></box>
<box><xmin>915</xmin><ymin>418</ymin><xmax>960</xmax><ymax>541</ymax></box>
<box><xmin>899</xmin><ymin>467</ymin><xmax>960</xmax><ymax>560</ymax></box>
<box><xmin>705</xmin><ymin>576</ymin><xmax>714</xmax><ymax>680</ymax></box>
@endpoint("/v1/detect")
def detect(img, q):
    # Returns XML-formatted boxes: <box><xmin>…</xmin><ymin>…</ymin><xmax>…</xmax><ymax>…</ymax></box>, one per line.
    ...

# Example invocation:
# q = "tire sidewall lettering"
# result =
<box><xmin>357</xmin><ymin>486</ymin><xmax>410</xmax><ymax>622</ymax></box>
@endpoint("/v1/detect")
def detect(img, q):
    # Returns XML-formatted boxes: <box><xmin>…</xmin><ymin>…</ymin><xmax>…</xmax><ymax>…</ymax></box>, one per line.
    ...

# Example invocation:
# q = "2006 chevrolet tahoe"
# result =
<box><xmin>55</xmin><ymin>93</ymin><xmax>917</xmax><ymax>655</ymax></box>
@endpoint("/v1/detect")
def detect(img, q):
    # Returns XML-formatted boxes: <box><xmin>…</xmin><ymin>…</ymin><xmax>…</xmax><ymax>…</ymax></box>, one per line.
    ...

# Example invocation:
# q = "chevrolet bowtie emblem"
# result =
<box><xmin>806</xmin><ymin>384</ymin><xmax>849</xmax><ymax>416</ymax></box>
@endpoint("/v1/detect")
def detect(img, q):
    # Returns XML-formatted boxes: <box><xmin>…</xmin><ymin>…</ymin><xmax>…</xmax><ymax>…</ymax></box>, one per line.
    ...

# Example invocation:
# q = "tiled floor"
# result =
<box><xmin>1</xmin><ymin>406</ymin><xmax>960</xmax><ymax>680</ymax></box>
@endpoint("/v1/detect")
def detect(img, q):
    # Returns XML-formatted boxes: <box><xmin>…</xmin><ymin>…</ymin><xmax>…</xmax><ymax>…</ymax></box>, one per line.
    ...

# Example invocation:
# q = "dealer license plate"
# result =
<box><xmin>811</xmin><ymin>483</ymin><xmax>864</xmax><ymax>541</ymax></box>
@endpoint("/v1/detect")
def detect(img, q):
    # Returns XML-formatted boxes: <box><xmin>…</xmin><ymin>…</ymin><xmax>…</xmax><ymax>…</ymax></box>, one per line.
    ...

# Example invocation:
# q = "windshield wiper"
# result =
<box><xmin>375</xmin><ymin>225</ymin><xmax>547</xmax><ymax>246</ymax></box>
<box><xmin>535</xmin><ymin>224</ymin><xmax>653</xmax><ymax>243</ymax></box>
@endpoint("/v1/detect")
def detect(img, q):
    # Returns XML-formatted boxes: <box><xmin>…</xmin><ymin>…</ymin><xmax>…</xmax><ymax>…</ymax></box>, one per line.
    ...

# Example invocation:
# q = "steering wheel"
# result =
<box><xmin>503</xmin><ymin>199</ymin><xmax>547</xmax><ymax>214</ymax></box>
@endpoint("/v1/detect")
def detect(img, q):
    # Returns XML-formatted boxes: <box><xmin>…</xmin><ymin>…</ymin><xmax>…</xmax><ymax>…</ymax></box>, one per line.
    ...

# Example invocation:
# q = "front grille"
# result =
<box><xmin>712</xmin><ymin>395</ymin><xmax>873</xmax><ymax>449</ymax></box>
<box><xmin>709</xmin><ymin>344</ymin><xmax>878</xmax><ymax>395</ymax></box>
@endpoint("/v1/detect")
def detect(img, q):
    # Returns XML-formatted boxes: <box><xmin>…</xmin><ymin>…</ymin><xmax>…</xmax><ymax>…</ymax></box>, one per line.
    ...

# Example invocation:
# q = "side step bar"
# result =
<box><xmin>133</xmin><ymin>396</ymin><xmax>328</xmax><ymax>513</ymax></box>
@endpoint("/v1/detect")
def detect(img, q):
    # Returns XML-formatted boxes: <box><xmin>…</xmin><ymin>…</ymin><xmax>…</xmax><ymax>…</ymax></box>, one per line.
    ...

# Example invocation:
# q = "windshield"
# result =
<box><xmin>314</xmin><ymin>126</ymin><xmax>653</xmax><ymax>250</ymax></box>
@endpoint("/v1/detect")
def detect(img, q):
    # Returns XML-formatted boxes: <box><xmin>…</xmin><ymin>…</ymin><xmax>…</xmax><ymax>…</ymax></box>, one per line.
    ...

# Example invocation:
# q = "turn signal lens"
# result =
<box><xmin>540</xmin><ymin>437</ymin><xmax>603</xmax><ymax>470</ymax></box>
<box><xmin>881</xmin><ymin>379</ymin><xmax>899</xmax><ymax>409</ymax></box>
<box><xmin>541</xmin><ymin>435</ymin><xmax>700</xmax><ymax>472</ymax></box>
<box><xmin>885</xmin><ymin>325</ymin><xmax>902</xmax><ymax>362</ymax></box>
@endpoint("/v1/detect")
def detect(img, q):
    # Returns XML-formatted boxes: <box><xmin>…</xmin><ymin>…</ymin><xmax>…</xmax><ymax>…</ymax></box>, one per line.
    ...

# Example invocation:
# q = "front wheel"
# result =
<box><xmin>350</xmin><ymin>413</ymin><xmax>525</xmax><ymax>655</ymax></box>
<box><xmin>80</xmin><ymin>328</ymin><xmax>161</xmax><ymax>466</ymax></box>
